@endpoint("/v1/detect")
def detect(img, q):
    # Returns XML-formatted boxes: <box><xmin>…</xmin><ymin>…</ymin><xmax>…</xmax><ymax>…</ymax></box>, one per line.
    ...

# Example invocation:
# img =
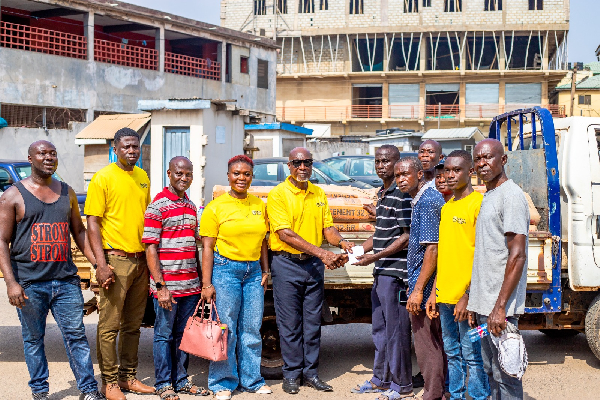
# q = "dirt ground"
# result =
<box><xmin>0</xmin><ymin>281</ymin><xmax>599</xmax><ymax>400</ymax></box>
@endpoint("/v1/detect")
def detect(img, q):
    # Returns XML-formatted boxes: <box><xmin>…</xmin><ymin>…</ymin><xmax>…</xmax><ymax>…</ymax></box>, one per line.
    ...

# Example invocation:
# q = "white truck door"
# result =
<box><xmin>588</xmin><ymin>125</ymin><xmax>600</xmax><ymax>270</ymax></box>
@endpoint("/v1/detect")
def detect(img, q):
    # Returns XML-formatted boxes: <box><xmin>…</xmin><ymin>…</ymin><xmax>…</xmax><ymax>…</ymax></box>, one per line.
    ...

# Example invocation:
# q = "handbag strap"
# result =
<box><xmin>194</xmin><ymin>298</ymin><xmax>206</xmax><ymax>322</ymax></box>
<box><xmin>209</xmin><ymin>301</ymin><xmax>223</xmax><ymax>324</ymax></box>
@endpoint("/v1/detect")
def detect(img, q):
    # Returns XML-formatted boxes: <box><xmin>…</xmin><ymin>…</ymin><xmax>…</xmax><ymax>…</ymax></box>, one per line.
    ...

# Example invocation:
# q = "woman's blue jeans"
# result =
<box><xmin>439</xmin><ymin>303</ymin><xmax>490</xmax><ymax>400</ymax></box>
<box><xmin>208</xmin><ymin>253</ymin><xmax>265</xmax><ymax>393</ymax></box>
<box><xmin>153</xmin><ymin>293</ymin><xmax>201</xmax><ymax>391</ymax></box>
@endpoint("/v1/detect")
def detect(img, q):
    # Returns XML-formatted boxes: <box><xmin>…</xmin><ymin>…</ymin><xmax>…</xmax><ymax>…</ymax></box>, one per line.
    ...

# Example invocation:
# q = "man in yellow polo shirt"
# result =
<box><xmin>267</xmin><ymin>147</ymin><xmax>352</xmax><ymax>395</ymax></box>
<box><xmin>85</xmin><ymin>128</ymin><xmax>155</xmax><ymax>400</ymax></box>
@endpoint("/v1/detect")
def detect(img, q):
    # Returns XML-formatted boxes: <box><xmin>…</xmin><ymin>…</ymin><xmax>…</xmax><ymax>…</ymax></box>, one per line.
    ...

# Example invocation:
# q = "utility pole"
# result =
<box><xmin>570</xmin><ymin>64</ymin><xmax>578</xmax><ymax>117</ymax></box>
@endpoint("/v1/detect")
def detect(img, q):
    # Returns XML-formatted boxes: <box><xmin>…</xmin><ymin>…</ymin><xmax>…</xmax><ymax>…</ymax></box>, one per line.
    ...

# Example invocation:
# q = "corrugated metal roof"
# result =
<box><xmin>557</xmin><ymin>74</ymin><xmax>600</xmax><ymax>90</ymax></box>
<box><xmin>422</xmin><ymin>127</ymin><xmax>484</xmax><ymax>141</ymax></box>
<box><xmin>75</xmin><ymin>114</ymin><xmax>151</xmax><ymax>140</ymax></box>
<box><xmin>584</xmin><ymin>61</ymin><xmax>600</xmax><ymax>75</ymax></box>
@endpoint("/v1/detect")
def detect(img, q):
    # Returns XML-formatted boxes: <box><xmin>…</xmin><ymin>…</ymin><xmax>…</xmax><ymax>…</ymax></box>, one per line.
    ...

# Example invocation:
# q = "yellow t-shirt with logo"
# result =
<box><xmin>267</xmin><ymin>177</ymin><xmax>334</xmax><ymax>254</ymax></box>
<box><xmin>199</xmin><ymin>193</ymin><xmax>267</xmax><ymax>261</ymax></box>
<box><xmin>437</xmin><ymin>191</ymin><xmax>483</xmax><ymax>304</ymax></box>
<box><xmin>84</xmin><ymin>163</ymin><xmax>150</xmax><ymax>253</ymax></box>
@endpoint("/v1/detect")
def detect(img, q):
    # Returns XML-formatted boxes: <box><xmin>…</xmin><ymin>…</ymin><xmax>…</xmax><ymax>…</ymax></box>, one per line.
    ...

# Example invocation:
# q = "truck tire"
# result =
<box><xmin>261</xmin><ymin>321</ymin><xmax>284</xmax><ymax>380</ymax></box>
<box><xmin>539</xmin><ymin>329</ymin><xmax>580</xmax><ymax>338</ymax></box>
<box><xmin>585</xmin><ymin>293</ymin><xmax>600</xmax><ymax>361</ymax></box>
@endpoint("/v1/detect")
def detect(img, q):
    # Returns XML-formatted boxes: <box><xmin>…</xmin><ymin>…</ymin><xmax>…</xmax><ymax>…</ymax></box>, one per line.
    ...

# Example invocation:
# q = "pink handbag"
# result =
<box><xmin>179</xmin><ymin>299</ymin><xmax>228</xmax><ymax>362</ymax></box>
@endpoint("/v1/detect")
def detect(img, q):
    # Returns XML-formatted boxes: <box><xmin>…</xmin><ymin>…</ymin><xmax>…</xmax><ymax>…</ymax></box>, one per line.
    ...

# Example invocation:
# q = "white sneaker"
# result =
<box><xmin>256</xmin><ymin>385</ymin><xmax>273</xmax><ymax>394</ymax></box>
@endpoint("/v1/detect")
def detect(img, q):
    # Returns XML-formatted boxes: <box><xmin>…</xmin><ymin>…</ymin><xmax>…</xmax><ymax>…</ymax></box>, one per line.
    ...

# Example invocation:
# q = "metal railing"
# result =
<box><xmin>165</xmin><ymin>52</ymin><xmax>221</xmax><ymax>81</ymax></box>
<box><xmin>0</xmin><ymin>21</ymin><xmax>87</xmax><ymax>59</ymax></box>
<box><xmin>351</xmin><ymin>105</ymin><xmax>383</xmax><ymax>119</ymax></box>
<box><xmin>94</xmin><ymin>39</ymin><xmax>158</xmax><ymax>70</ymax></box>
<box><xmin>425</xmin><ymin>104</ymin><xmax>460</xmax><ymax>119</ymax></box>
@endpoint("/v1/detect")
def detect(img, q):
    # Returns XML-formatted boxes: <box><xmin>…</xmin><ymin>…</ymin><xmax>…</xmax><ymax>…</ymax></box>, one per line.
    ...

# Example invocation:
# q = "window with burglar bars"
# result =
<box><xmin>0</xmin><ymin>104</ymin><xmax>86</xmax><ymax>129</ymax></box>
<box><xmin>349</xmin><ymin>0</ymin><xmax>364</xmax><ymax>14</ymax></box>
<box><xmin>320</xmin><ymin>0</ymin><xmax>328</xmax><ymax>10</ymax></box>
<box><xmin>422</xmin><ymin>0</ymin><xmax>431</xmax><ymax>6</ymax></box>
<box><xmin>529</xmin><ymin>0</ymin><xmax>543</xmax><ymax>10</ymax></box>
<box><xmin>254</xmin><ymin>0</ymin><xmax>266</xmax><ymax>15</ymax></box>
<box><xmin>257</xmin><ymin>59</ymin><xmax>269</xmax><ymax>89</ymax></box>
<box><xmin>579</xmin><ymin>95</ymin><xmax>592</xmax><ymax>106</ymax></box>
<box><xmin>404</xmin><ymin>0</ymin><xmax>418</xmax><ymax>13</ymax></box>
<box><xmin>298</xmin><ymin>0</ymin><xmax>315</xmax><ymax>13</ymax></box>
<box><xmin>484</xmin><ymin>0</ymin><xmax>502</xmax><ymax>11</ymax></box>
<box><xmin>277</xmin><ymin>0</ymin><xmax>287</xmax><ymax>13</ymax></box>
<box><xmin>444</xmin><ymin>0</ymin><xmax>462</xmax><ymax>12</ymax></box>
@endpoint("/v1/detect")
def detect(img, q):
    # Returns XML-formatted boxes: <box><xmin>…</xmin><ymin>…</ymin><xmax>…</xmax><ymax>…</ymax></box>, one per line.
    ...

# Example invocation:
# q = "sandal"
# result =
<box><xmin>351</xmin><ymin>380</ymin><xmax>386</xmax><ymax>394</ymax></box>
<box><xmin>177</xmin><ymin>381</ymin><xmax>210</xmax><ymax>396</ymax></box>
<box><xmin>157</xmin><ymin>386</ymin><xmax>180</xmax><ymax>400</ymax></box>
<box><xmin>256</xmin><ymin>385</ymin><xmax>273</xmax><ymax>394</ymax></box>
<box><xmin>215</xmin><ymin>390</ymin><xmax>232</xmax><ymax>400</ymax></box>
<box><xmin>376</xmin><ymin>389</ymin><xmax>418</xmax><ymax>400</ymax></box>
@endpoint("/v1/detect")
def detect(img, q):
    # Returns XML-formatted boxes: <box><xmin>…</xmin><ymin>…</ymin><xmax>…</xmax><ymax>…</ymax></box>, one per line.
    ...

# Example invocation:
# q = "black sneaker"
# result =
<box><xmin>412</xmin><ymin>372</ymin><xmax>425</xmax><ymax>388</ymax></box>
<box><xmin>32</xmin><ymin>393</ymin><xmax>49</xmax><ymax>400</ymax></box>
<box><xmin>79</xmin><ymin>391</ymin><xmax>106</xmax><ymax>400</ymax></box>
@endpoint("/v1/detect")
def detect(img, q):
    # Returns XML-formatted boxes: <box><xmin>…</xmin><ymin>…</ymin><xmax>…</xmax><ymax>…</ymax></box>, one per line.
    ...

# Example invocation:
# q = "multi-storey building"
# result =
<box><xmin>222</xmin><ymin>0</ymin><xmax>569</xmax><ymax>140</ymax></box>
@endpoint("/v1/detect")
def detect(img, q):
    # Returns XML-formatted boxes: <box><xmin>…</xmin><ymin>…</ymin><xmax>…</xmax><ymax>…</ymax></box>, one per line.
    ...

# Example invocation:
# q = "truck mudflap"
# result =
<box><xmin>489</xmin><ymin>107</ymin><xmax>562</xmax><ymax>314</ymax></box>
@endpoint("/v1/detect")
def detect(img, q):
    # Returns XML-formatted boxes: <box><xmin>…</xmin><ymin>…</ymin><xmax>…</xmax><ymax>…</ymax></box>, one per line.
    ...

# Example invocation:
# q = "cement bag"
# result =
<box><xmin>334</xmin><ymin>222</ymin><xmax>376</xmax><ymax>232</ymax></box>
<box><xmin>212</xmin><ymin>185</ymin><xmax>272</xmax><ymax>200</ymax></box>
<box><xmin>317</xmin><ymin>184</ymin><xmax>378</xmax><ymax>202</ymax></box>
<box><xmin>328</xmin><ymin>198</ymin><xmax>375</xmax><ymax>222</ymax></box>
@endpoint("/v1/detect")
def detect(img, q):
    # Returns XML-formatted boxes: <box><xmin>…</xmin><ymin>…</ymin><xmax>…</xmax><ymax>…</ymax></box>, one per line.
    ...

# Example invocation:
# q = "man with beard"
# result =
<box><xmin>85</xmin><ymin>128</ymin><xmax>154</xmax><ymax>400</ymax></box>
<box><xmin>0</xmin><ymin>140</ymin><xmax>104</xmax><ymax>400</ymax></box>
<box><xmin>351</xmin><ymin>145</ymin><xmax>414</xmax><ymax>400</ymax></box>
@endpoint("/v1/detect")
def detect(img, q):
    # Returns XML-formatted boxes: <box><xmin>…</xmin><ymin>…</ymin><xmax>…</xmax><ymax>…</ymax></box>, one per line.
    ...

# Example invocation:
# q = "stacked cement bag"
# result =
<box><xmin>212</xmin><ymin>184</ymin><xmax>377</xmax><ymax>233</ymax></box>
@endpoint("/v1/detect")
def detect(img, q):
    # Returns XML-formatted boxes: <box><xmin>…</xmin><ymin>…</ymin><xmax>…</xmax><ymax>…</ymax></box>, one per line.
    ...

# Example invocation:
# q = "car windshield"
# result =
<box><xmin>14</xmin><ymin>165</ymin><xmax>63</xmax><ymax>181</ymax></box>
<box><xmin>313</xmin><ymin>161</ymin><xmax>352</xmax><ymax>183</ymax></box>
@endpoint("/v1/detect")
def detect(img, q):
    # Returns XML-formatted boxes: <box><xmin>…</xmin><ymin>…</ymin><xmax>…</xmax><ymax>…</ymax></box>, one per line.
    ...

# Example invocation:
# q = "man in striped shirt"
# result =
<box><xmin>142</xmin><ymin>157</ymin><xmax>208</xmax><ymax>398</ymax></box>
<box><xmin>352</xmin><ymin>145</ymin><xmax>414</xmax><ymax>399</ymax></box>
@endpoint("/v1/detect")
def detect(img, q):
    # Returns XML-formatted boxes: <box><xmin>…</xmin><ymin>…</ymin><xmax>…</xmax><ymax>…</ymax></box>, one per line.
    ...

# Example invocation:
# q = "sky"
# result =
<box><xmin>124</xmin><ymin>0</ymin><xmax>599</xmax><ymax>63</ymax></box>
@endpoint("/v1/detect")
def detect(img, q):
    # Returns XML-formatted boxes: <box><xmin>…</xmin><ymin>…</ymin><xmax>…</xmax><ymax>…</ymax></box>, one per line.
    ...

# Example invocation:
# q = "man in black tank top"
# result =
<box><xmin>0</xmin><ymin>141</ymin><xmax>105</xmax><ymax>400</ymax></box>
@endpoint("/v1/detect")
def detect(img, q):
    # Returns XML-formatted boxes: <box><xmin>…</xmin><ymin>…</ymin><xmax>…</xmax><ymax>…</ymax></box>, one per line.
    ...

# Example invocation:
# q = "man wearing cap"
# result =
<box><xmin>467</xmin><ymin>139</ymin><xmax>529</xmax><ymax>399</ymax></box>
<box><xmin>86</xmin><ymin>128</ymin><xmax>155</xmax><ymax>400</ymax></box>
<box><xmin>267</xmin><ymin>147</ymin><xmax>352</xmax><ymax>394</ymax></box>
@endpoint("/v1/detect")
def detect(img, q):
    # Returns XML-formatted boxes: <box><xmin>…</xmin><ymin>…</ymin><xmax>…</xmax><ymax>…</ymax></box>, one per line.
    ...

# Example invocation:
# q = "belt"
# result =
<box><xmin>273</xmin><ymin>251</ymin><xmax>314</xmax><ymax>261</ymax></box>
<box><xmin>105</xmin><ymin>249</ymin><xmax>146</xmax><ymax>259</ymax></box>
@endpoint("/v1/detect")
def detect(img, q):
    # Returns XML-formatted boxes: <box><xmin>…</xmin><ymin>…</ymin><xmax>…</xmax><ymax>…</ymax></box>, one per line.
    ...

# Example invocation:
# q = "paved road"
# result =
<box><xmin>0</xmin><ymin>281</ymin><xmax>599</xmax><ymax>399</ymax></box>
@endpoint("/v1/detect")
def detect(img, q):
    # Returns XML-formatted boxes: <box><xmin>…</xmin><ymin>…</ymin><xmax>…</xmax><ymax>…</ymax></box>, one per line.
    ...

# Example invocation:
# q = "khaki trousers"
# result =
<box><xmin>97</xmin><ymin>253</ymin><xmax>149</xmax><ymax>384</ymax></box>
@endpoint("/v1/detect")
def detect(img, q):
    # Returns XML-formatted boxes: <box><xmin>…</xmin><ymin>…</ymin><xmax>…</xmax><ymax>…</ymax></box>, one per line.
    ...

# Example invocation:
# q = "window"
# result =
<box><xmin>325</xmin><ymin>159</ymin><xmax>347</xmax><ymax>173</ymax></box>
<box><xmin>484</xmin><ymin>0</ymin><xmax>502</xmax><ymax>10</ymax></box>
<box><xmin>0</xmin><ymin>169</ymin><xmax>12</xmax><ymax>191</ymax></box>
<box><xmin>529</xmin><ymin>0</ymin><xmax>543</xmax><ymax>10</ymax></box>
<box><xmin>404</xmin><ymin>0</ymin><xmax>418</xmax><ymax>13</ymax></box>
<box><xmin>257</xmin><ymin>59</ymin><xmax>269</xmax><ymax>89</ymax></box>
<box><xmin>240</xmin><ymin>56</ymin><xmax>249</xmax><ymax>74</ymax></box>
<box><xmin>422</xmin><ymin>0</ymin><xmax>431</xmax><ymax>6</ymax></box>
<box><xmin>579</xmin><ymin>95</ymin><xmax>592</xmax><ymax>106</ymax></box>
<box><xmin>298</xmin><ymin>0</ymin><xmax>315</xmax><ymax>13</ymax></box>
<box><xmin>277</xmin><ymin>0</ymin><xmax>287</xmax><ymax>13</ymax></box>
<box><xmin>349</xmin><ymin>0</ymin><xmax>364</xmax><ymax>14</ymax></box>
<box><xmin>320</xmin><ymin>0</ymin><xmax>328</xmax><ymax>10</ymax></box>
<box><xmin>254</xmin><ymin>0</ymin><xmax>266</xmax><ymax>15</ymax></box>
<box><xmin>349</xmin><ymin>159</ymin><xmax>375</xmax><ymax>177</ymax></box>
<box><xmin>253</xmin><ymin>163</ymin><xmax>279</xmax><ymax>181</ymax></box>
<box><xmin>444</xmin><ymin>0</ymin><xmax>462</xmax><ymax>12</ymax></box>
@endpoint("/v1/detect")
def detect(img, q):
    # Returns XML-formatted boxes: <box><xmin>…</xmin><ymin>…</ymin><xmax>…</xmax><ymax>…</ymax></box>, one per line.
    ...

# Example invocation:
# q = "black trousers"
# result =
<box><xmin>271</xmin><ymin>254</ymin><xmax>325</xmax><ymax>380</ymax></box>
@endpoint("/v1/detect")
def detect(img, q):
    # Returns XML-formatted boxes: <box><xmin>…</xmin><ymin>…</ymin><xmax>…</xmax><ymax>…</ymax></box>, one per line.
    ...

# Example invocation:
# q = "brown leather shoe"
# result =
<box><xmin>118</xmin><ymin>378</ymin><xmax>156</xmax><ymax>394</ymax></box>
<box><xmin>101</xmin><ymin>383</ymin><xmax>126</xmax><ymax>400</ymax></box>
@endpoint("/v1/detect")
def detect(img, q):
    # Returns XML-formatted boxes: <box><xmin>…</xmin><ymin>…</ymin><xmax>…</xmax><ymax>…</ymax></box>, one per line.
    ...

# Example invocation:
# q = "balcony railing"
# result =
<box><xmin>165</xmin><ymin>52</ymin><xmax>221</xmax><ymax>81</ymax></box>
<box><xmin>94</xmin><ymin>39</ymin><xmax>158</xmax><ymax>70</ymax></box>
<box><xmin>276</xmin><ymin>104</ymin><xmax>566</xmax><ymax>121</ymax></box>
<box><xmin>0</xmin><ymin>21</ymin><xmax>87</xmax><ymax>59</ymax></box>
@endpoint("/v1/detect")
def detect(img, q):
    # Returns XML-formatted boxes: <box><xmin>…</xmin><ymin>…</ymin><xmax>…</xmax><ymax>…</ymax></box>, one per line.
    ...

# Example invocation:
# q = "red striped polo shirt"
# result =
<box><xmin>142</xmin><ymin>187</ymin><xmax>202</xmax><ymax>298</ymax></box>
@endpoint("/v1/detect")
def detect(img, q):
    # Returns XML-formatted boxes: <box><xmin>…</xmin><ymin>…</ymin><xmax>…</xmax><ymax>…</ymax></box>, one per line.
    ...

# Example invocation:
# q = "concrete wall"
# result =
<box><xmin>0</xmin><ymin>122</ymin><xmax>87</xmax><ymax>191</ymax></box>
<box><xmin>558</xmin><ymin>90</ymin><xmax>600</xmax><ymax>118</ymax></box>
<box><xmin>0</xmin><ymin>46</ymin><xmax>276</xmax><ymax>116</ymax></box>
<box><xmin>250</xmin><ymin>129</ymin><xmax>308</xmax><ymax>157</ymax></box>
<box><xmin>307</xmin><ymin>140</ymin><xmax>370</xmax><ymax>160</ymax></box>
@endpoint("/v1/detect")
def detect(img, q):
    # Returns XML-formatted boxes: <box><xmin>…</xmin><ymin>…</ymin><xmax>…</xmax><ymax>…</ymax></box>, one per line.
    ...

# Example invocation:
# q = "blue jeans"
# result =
<box><xmin>153</xmin><ymin>293</ymin><xmax>201</xmax><ymax>391</ymax></box>
<box><xmin>208</xmin><ymin>253</ymin><xmax>265</xmax><ymax>393</ymax></box>
<box><xmin>16</xmin><ymin>277</ymin><xmax>98</xmax><ymax>394</ymax></box>
<box><xmin>439</xmin><ymin>304</ymin><xmax>490</xmax><ymax>400</ymax></box>
<box><xmin>477</xmin><ymin>314</ymin><xmax>522</xmax><ymax>400</ymax></box>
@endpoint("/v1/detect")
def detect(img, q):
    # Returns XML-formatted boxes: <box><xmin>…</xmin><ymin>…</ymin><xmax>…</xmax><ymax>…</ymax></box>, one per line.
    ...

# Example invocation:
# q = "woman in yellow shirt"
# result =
<box><xmin>199</xmin><ymin>155</ymin><xmax>271</xmax><ymax>400</ymax></box>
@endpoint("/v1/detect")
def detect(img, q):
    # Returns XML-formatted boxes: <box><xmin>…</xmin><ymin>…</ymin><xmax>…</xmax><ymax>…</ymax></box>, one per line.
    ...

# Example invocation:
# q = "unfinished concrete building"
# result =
<box><xmin>0</xmin><ymin>0</ymin><xmax>277</xmax><ymax>190</ymax></box>
<box><xmin>221</xmin><ymin>0</ymin><xmax>569</xmax><ymax>140</ymax></box>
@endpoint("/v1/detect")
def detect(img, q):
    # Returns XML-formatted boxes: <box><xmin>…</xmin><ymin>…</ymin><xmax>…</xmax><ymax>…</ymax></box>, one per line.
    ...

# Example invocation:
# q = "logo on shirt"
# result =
<box><xmin>252</xmin><ymin>210</ymin><xmax>262</xmax><ymax>215</ymax></box>
<box><xmin>452</xmin><ymin>216</ymin><xmax>466</xmax><ymax>225</ymax></box>
<box><xmin>30</xmin><ymin>223</ymin><xmax>70</xmax><ymax>262</ymax></box>
<box><xmin>140</xmin><ymin>183</ymin><xmax>148</xmax><ymax>188</ymax></box>
<box><xmin>316</xmin><ymin>202</ymin><xmax>326</xmax><ymax>207</ymax></box>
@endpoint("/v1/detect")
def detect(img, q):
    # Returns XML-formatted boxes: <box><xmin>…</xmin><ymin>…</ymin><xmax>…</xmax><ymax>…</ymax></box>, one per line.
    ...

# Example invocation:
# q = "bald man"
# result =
<box><xmin>418</xmin><ymin>140</ymin><xmax>443</xmax><ymax>186</ymax></box>
<box><xmin>267</xmin><ymin>147</ymin><xmax>352</xmax><ymax>394</ymax></box>
<box><xmin>0</xmin><ymin>141</ymin><xmax>104</xmax><ymax>400</ymax></box>
<box><xmin>142</xmin><ymin>157</ymin><xmax>207</xmax><ymax>397</ymax></box>
<box><xmin>467</xmin><ymin>139</ymin><xmax>528</xmax><ymax>400</ymax></box>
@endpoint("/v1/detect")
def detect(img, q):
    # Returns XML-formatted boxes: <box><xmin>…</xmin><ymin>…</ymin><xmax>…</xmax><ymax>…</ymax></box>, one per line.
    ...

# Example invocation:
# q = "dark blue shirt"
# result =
<box><xmin>407</xmin><ymin>186</ymin><xmax>445</xmax><ymax>310</ymax></box>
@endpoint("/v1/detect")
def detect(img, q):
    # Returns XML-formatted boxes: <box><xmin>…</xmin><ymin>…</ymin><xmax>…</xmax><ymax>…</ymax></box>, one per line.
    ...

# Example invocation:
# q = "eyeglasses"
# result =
<box><xmin>290</xmin><ymin>159</ymin><xmax>313</xmax><ymax>168</ymax></box>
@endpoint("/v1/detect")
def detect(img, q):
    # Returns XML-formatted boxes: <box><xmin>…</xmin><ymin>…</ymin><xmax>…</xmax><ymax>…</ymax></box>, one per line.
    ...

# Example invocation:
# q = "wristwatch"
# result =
<box><xmin>338</xmin><ymin>239</ymin><xmax>350</xmax><ymax>248</ymax></box>
<box><xmin>156</xmin><ymin>281</ymin><xmax>166</xmax><ymax>290</ymax></box>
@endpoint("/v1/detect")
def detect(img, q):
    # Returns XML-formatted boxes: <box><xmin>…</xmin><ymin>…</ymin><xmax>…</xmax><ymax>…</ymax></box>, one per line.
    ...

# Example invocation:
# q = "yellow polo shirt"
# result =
<box><xmin>437</xmin><ymin>191</ymin><xmax>483</xmax><ymax>304</ymax></box>
<box><xmin>84</xmin><ymin>163</ymin><xmax>150</xmax><ymax>253</ymax></box>
<box><xmin>267</xmin><ymin>177</ymin><xmax>334</xmax><ymax>254</ymax></box>
<box><xmin>199</xmin><ymin>193</ymin><xmax>268</xmax><ymax>261</ymax></box>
